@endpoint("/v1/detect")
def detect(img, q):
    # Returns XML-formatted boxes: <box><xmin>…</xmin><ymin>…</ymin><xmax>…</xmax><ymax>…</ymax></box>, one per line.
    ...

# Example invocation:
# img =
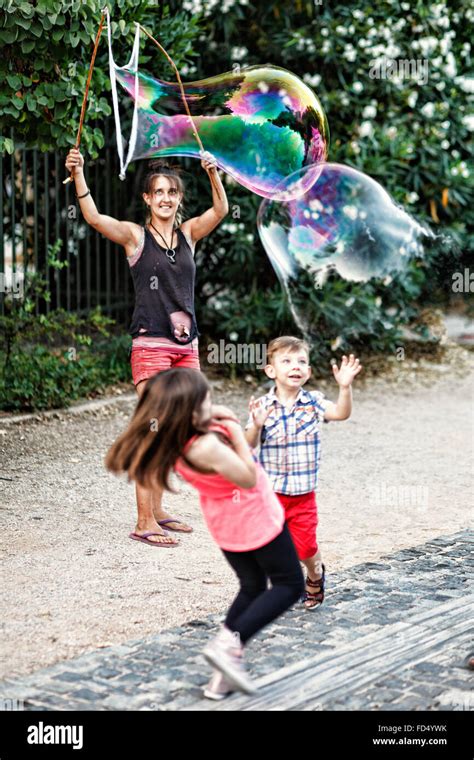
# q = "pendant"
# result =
<box><xmin>165</xmin><ymin>249</ymin><xmax>176</xmax><ymax>264</ymax></box>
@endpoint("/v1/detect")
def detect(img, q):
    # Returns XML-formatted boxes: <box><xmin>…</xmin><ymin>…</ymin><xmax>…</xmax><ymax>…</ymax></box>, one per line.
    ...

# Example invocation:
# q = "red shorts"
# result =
<box><xmin>276</xmin><ymin>491</ymin><xmax>318</xmax><ymax>560</ymax></box>
<box><xmin>131</xmin><ymin>346</ymin><xmax>201</xmax><ymax>386</ymax></box>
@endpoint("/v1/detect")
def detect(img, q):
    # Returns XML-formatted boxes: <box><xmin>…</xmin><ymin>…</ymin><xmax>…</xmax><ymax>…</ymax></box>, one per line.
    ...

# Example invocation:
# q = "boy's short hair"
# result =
<box><xmin>267</xmin><ymin>336</ymin><xmax>310</xmax><ymax>365</ymax></box>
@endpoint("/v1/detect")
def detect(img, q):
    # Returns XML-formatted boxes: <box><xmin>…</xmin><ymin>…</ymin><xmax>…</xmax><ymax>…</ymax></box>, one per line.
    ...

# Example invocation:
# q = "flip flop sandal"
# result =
<box><xmin>303</xmin><ymin>564</ymin><xmax>326</xmax><ymax>610</ymax></box>
<box><xmin>129</xmin><ymin>531</ymin><xmax>179</xmax><ymax>548</ymax></box>
<box><xmin>157</xmin><ymin>519</ymin><xmax>194</xmax><ymax>533</ymax></box>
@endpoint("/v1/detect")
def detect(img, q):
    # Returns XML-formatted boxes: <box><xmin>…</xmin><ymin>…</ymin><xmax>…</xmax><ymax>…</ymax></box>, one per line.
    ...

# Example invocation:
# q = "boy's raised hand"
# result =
<box><xmin>332</xmin><ymin>354</ymin><xmax>362</xmax><ymax>387</ymax></box>
<box><xmin>249</xmin><ymin>396</ymin><xmax>272</xmax><ymax>428</ymax></box>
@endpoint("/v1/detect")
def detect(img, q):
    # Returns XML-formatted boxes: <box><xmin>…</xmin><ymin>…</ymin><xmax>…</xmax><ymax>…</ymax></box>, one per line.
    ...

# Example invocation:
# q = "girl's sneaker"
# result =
<box><xmin>203</xmin><ymin>626</ymin><xmax>256</xmax><ymax>695</ymax></box>
<box><xmin>203</xmin><ymin>670</ymin><xmax>235</xmax><ymax>700</ymax></box>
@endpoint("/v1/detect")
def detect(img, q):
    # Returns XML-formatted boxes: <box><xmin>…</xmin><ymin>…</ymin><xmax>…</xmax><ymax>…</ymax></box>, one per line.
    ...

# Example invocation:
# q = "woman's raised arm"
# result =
<box><xmin>181</xmin><ymin>152</ymin><xmax>229</xmax><ymax>244</ymax></box>
<box><xmin>65</xmin><ymin>148</ymin><xmax>141</xmax><ymax>254</ymax></box>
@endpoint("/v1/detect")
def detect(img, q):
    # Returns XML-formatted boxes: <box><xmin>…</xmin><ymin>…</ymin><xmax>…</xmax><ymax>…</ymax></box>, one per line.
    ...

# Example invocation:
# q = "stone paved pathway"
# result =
<box><xmin>1</xmin><ymin>530</ymin><xmax>472</xmax><ymax>711</ymax></box>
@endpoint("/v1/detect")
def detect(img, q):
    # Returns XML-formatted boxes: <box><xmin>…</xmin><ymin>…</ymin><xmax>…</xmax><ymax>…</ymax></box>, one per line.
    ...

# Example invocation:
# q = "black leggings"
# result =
<box><xmin>221</xmin><ymin>523</ymin><xmax>305</xmax><ymax>644</ymax></box>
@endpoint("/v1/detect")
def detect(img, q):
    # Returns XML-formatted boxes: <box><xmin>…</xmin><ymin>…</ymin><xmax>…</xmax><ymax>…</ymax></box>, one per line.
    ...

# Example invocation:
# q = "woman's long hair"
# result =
<box><xmin>105</xmin><ymin>368</ymin><xmax>211</xmax><ymax>492</ymax></box>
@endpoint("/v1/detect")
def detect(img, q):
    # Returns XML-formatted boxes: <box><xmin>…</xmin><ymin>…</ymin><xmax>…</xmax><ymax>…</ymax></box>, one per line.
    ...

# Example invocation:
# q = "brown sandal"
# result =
<box><xmin>303</xmin><ymin>564</ymin><xmax>326</xmax><ymax>610</ymax></box>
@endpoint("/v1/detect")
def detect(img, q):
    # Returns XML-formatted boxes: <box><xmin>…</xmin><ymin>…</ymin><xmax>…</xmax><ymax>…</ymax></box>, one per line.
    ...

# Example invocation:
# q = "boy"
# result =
<box><xmin>245</xmin><ymin>336</ymin><xmax>362</xmax><ymax>609</ymax></box>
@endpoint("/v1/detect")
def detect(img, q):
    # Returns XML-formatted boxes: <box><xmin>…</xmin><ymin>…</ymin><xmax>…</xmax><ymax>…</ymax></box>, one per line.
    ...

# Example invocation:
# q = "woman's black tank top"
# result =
<box><xmin>128</xmin><ymin>227</ymin><xmax>199</xmax><ymax>345</ymax></box>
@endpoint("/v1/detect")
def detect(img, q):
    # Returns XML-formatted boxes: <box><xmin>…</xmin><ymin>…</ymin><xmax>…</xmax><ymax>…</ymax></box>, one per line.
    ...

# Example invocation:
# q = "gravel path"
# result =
<box><xmin>1</xmin><ymin>348</ymin><xmax>473</xmax><ymax>679</ymax></box>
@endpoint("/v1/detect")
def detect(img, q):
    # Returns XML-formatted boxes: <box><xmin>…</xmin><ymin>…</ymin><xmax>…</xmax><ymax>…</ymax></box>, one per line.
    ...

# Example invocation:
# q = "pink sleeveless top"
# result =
<box><xmin>174</xmin><ymin>423</ymin><xmax>285</xmax><ymax>552</ymax></box>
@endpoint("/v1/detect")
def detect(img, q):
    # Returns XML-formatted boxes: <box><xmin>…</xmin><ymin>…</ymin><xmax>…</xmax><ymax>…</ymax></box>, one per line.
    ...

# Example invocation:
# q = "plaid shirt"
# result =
<box><xmin>245</xmin><ymin>386</ymin><xmax>329</xmax><ymax>496</ymax></box>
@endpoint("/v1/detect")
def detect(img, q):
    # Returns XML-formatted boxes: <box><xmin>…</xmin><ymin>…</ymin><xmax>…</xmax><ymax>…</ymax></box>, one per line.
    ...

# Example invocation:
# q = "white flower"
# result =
<box><xmin>418</xmin><ymin>37</ymin><xmax>438</xmax><ymax>56</ymax></box>
<box><xmin>229</xmin><ymin>331</ymin><xmax>238</xmax><ymax>341</ymax></box>
<box><xmin>393</xmin><ymin>19</ymin><xmax>406</xmax><ymax>30</ymax></box>
<box><xmin>440</xmin><ymin>36</ymin><xmax>451</xmax><ymax>56</ymax></box>
<box><xmin>352</xmin><ymin>81</ymin><xmax>364</xmax><ymax>93</ymax></box>
<box><xmin>407</xmin><ymin>192</ymin><xmax>419</xmax><ymax>203</ymax></box>
<box><xmin>407</xmin><ymin>92</ymin><xmax>418</xmax><ymax>108</ymax></box>
<box><xmin>444</xmin><ymin>52</ymin><xmax>457</xmax><ymax>78</ymax></box>
<box><xmin>350</xmin><ymin>140</ymin><xmax>361</xmax><ymax>154</ymax></box>
<box><xmin>321</xmin><ymin>28</ymin><xmax>329</xmax><ymax>37</ymax></box>
<box><xmin>431</xmin><ymin>3</ymin><xmax>445</xmax><ymax>19</ymax></box>
<box><xmin>455</xmin><ymin>77</ymin><xmax>474</xmax><ymax>94</ymax></box>
<box><xmin>331</xmin><ymin>336</ymin><xmax>342</xmax><ymax>351</ymax></box>
<box><xmin>362</xmin><ymin>104</ymin><xmax>377</xmax><ymax>119</ymax></box>
<box><xmin>345</xmin><ymin>297</ymin><xmax>355</xmax><ymax>308</ymax></box>
<box><xmin>375</xmin><ymin>296</ymin><xmax>382</xmax><ymax>307</ymax></box>
<box><xmin>441</xmin><ymin>139</ymin><xmax>450</xmax><ymax>149</ymax></box>
<box><xmin>343</xmin><ymin>45</ymin><xmax>357</xmax><ymax>62</ymax></box>
<box><xmin>303</xmin><ymin>73</ymin><xmax>322</xmax><ymax>88</ymax></box>
<box><xmin>231</xmin><ymin>46</ymin><xmax>248</xmax><ymax>60</ymax></box>
<box><xmin>462</xmin><ymin>114</ymin><xmax>474</xmax><ymax>131</ymax></box>
<box><xmin>421</xmin><ymin>102</ymin><xmax>435</xmax><ymax>118</ymax></box>
<box><xmin>386</xmin><ymin>126</ymin><xmax>397</xmax><ymax>139</ymax></box>
<box><xmin>358</xmin><ymin>121</ymin><xmax>373</xmax><ymax>138</ymax></box>
<box><xmin>336</xmin><ymin>25</ymin><xmax>347</xmax><ymax>35</ymax></box>
<box><xmin>451</xmin><ymin>149</ymin><xmax>460</xmax><ymax>158</ymax></box>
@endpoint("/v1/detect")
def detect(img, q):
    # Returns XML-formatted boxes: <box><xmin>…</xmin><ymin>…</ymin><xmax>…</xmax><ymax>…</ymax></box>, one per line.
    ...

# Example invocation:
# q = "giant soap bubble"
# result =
<box><xmin>112</xmin><ymin>65</ymin><xmax>329</xmax><ymax>198</ymax></box>
<box><xmin>257</xmin><ymin>163</ymin><xmax>434</xmax><ymax>335</ymax></box>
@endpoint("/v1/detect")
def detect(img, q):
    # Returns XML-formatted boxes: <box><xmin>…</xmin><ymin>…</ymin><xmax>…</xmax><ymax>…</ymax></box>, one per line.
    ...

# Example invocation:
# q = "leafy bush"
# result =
<box><xmin>0</xmin><ymin>0</ymin><xmax>202</xmax><ymax>155</ymax></box>
<box><xmin>0</xmin><ymin>242</ymin><xmax>131</xmax><ymax>412</ymax></box>
<box><xmin>0</xmin><ymin>335</ymin><xmax>131</xmax><ymax>412</ymax></box>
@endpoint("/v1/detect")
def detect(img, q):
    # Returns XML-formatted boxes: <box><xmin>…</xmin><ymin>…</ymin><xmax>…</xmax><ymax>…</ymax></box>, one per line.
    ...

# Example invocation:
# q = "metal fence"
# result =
<box><xmin>0</xmin><ymin>121</ymin><xmax>139</xmax><ymax>324</ymax></box>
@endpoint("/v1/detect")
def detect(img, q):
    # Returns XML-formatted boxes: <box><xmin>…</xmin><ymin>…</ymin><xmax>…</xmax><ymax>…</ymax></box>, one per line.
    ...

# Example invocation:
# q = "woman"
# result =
<box><xmin>65</xmin><ymin>147</ymin><xmax>228</xmax><ymax>547</ymax></box>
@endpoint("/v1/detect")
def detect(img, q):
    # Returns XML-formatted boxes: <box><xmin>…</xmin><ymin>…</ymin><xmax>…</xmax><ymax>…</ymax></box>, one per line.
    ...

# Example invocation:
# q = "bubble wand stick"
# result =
<box><xmin>139</xmin><ymin>23</ymin><xmax>223</xmax><ymax>202</ymax></box>
<box><xmin>63</xmin><ymin>8</ymin><xmax>107</xmax><ymax>184</ymax></box>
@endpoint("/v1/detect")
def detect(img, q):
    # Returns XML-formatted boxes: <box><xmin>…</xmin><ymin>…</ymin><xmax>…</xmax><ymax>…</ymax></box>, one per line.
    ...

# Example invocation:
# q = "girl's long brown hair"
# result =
<box><xmin>105</xmin><ymin>368</ymin><xmax>211</xmax><ymax>492</ymax></box>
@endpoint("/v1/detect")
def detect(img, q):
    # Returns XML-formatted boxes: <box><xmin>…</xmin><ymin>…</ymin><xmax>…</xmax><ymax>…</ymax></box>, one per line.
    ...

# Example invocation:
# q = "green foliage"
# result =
<box><xmin>0</xmin><ymin>0</ymin><xmax>202</xmax><ymax>155</ymax></box>
<box><xmin>0</xmin><ymin>335</ymin><xmax>131</xmax><ymax>411</ymax></box>
<box><xmin>0</xmin><ymin>241</ymin><xmax>131</xmax><ymax>411</ymax></box>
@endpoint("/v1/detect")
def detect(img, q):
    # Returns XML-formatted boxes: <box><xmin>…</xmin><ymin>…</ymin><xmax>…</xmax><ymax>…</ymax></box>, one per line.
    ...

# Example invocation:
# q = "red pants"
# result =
<box><xmin>276</xmin><ymin>491</ymin><xmax>318</xmax><ymax>560</ymax></box>
<box><xmin>131</xmin><ymin>347</ymin><xmax>200</xmax><ymax>386</ymax></box>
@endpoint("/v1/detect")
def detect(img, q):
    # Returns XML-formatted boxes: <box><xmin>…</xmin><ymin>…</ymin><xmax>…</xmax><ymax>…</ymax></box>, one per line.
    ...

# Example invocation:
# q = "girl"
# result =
<box><xmin>65</xmin><ymin>148</ymin><xmax>228</xmax><ymax>547</ymax></box>
<box><xmin>105</xmin><ymin>368</ymin><xmax>304</xmax><ymax>697</ymax></box>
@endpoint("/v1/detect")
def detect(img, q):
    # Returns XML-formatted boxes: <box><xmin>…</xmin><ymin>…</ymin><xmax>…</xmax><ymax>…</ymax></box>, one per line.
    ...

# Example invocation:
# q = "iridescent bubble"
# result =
<box><xmin>111</xmin><ymin>63</ymin><xmax>329</xmax><ymax>198</ymax></box>
<box><xmin>257</xmin><ymin>162</ymin><xmax>434</xmax><ymax>334</ymax></box>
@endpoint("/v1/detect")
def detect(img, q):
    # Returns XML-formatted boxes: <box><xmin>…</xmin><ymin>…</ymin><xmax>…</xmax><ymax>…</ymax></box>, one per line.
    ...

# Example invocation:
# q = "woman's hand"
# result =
<box><xmin>65</xmin><ymin>148</ymin><xmax>84</xmax><ymax>176</ymax></box>
<box><xmin>200</xmin><ymin>149</ymin><xmax>218</xmax><ymax>173</ymax></box>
